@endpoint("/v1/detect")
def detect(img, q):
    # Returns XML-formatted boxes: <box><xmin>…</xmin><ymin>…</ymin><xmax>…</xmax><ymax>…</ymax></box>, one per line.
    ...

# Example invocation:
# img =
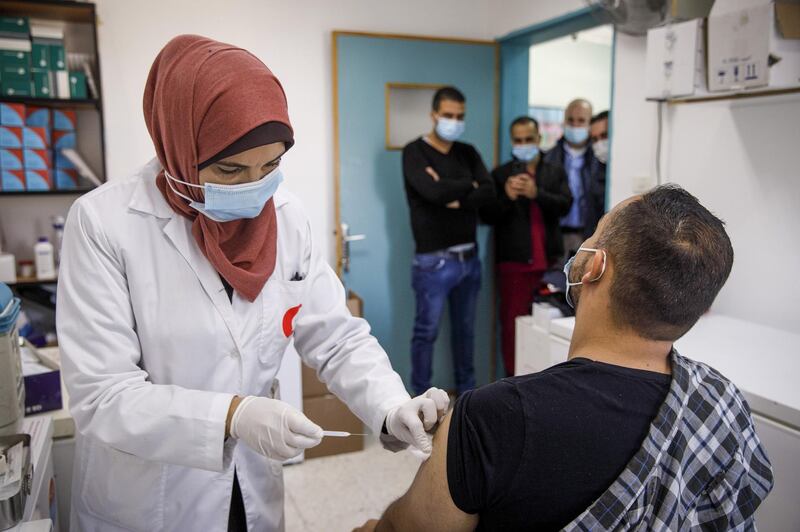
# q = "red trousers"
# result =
<box><xmin>498</xmin><ymin>269</ymin><xmax>543</xmax><ymax>376</ymax></box>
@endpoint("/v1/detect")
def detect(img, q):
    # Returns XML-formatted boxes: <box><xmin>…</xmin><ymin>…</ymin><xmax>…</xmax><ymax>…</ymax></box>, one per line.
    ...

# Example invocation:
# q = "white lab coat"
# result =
<box><xmin>55</xmin><ymin>159</ymin><xmax>411</xmax><ymax>532</ymax></box>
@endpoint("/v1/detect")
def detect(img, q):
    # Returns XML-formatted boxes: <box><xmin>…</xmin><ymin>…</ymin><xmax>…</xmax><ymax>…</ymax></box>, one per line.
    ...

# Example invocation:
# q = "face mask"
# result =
<box><xmin>435</xmin><ymin>117</ymin><xmax>465</xmax><ymax>142</ymax></box>
<box><xmin>165</xmin><ymin>166</ymin><xmax>284</xmax><ymax>223</ymax></box>
<box><xmin>564</xmin><ymin>126</ymin><xmax>589</xmax><ymax>145</ymax></box>
<box><xmin>512</xmin><ymin>143</ymin><xmax>540</xmax><ymax>162</ymax></box>
<box><xmin>563</xmin><ymin>247</ymin><xmax>607</xmax><ymax>309</ymax></box>
<box><xmin>593</xmin><ymin>139</ymin><xmax>609</xmax><ymax>164</ymax></box>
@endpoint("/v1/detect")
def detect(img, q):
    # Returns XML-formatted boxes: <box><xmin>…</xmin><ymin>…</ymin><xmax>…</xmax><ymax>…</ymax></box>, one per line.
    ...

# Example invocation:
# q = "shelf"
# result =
<box><xmin>0</xmin><ymin>96</ymin><xmax>100</xmax><ymax>110</ymax></box>
<box><xmin>0</xmin><ymin>0</ymin><xmax>95</xmax><ymax>23</ymax></box>
<box><xmin>647</xmin><ymin>86</ymin><xmax>800</xmax><ymax>105</ymax></box>
<box><xmin>9</xmin><ymin>276</ymin><xmax>57</xmax><ymax>287</ymax></box>
<box><xmin>0</xmin><ymin>188</ymin><xmax>96</xmax><ymax>197</ymax></box>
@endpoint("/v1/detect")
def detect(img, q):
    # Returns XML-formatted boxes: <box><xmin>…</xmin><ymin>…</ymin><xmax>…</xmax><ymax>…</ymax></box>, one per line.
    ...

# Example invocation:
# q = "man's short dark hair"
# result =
<box><xmin>432</xmin><ymin>86</ymin><xmax>465</xmax><ymax>111</ymax></box>
<box><xmin>510</xmin><ymin>116</ymin><xmax>539</xmax><ymax>134</ymax></box>
<box><xmin>591</xmin><ymin>110</ymin><xmax>609</xmax><ymax>125</ymax></box>
<box><xmin>598</xmin><ymin>185</ymin><xmax>734</xmax><ymax>341</ymax></box>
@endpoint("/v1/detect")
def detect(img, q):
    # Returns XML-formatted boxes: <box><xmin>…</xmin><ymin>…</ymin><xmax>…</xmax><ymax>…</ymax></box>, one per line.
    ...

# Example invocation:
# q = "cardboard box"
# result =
<box><xmin>302</xmin><ymin>363</ymin><xmax>330</xmax><ymax>398</ymax></box>
<box><xmin>0</xmin><ymin>169</ymin><xmax>24</xmax><ymax>191</ymax></box>
<box><xmin>0</xmin><ymin>102</ymin><xmax>25</xmax><ymax>126</ymax></box>
<box><xmin>2</xmin><ymin>80</ymin><xmax>31</xmax><ymax>97</ymax></box>
<box><xmin>30</xmin><ymin>42</ymin><xmax>49</xmax><ymax>70</ymax></box>
<box><xmin>53</xmin><ymin>149</ymin><xmax>75</xmax><ymax>169</ymax></box>
<box><xmin>48</xmin><ymin>43</ymin><xmax>66</xmax><ymax>71</ymax></box>
<box><xmin>69</xmin><ymin>71</ymin><xmax>87</xmax><ymax>99</ymax></box>
<box><xmin>346</xmin><ymin>291</ymin><xmax>364</xmax><ymax>317</ymax></box>
<box><xmin>25</xmin><ymin>106</ymin><xmax>49</xmax><ymax>128</ymax></box>
<box><xmin>0</xmin><ymin>125</ymin><xmax>22</xmax><ymax>147</ymax></box>
<box><xmin>52</xmin><ymin>129</ymin><xmax>75</xmax><ymax>150</ymax></box>
<box><xmin>23</xmin><ymin>126</ymin><xmax>49</xmax><ymax>148</ymax></box>
<box><xmin>1</xmin><ymin>63</ymin><xmax>29</xmax><ymax>80</ymax></box>
<box><xmin>0</xmin><ymin>148</ymin><xmax>23</xmax><ymax>169</ymax></box>
<box><xmin>52</xmin><ymin>108</ymin><xmax>76</xmax><ymax>130</ymax></box>
<box><xmin>708</xmin><ymin>0</ymin><xmax>800</xmax><ymax>91</ymax></box>
<box><xmin>0</xmin><ymin>49</ymin><xmax>30</xmax><ymax>68</ymax></box>
<box><xmin>25</xmin><ymin>168</ymin><xmax>51</xmax><ymax>190</ymax></box>
<box><xmin>31</xmin><ymin>69</ymin><xmax>53</xmax><ymax>98</ymax></box>
<box><xmin>23</xmin><ymin>149</ymin><xmax>51</xmax><ymax>169</ymax></box>
<box><xmin>303</xmin><ymin>394</ymin><xmax>365</xmax><ymax>459</ymax></box>
<box><xmin>646</xmin><ymin>19</ymin><xmax>706</xmax><ymax>99</ymax></box>
<box><xmin>55</xmin><ymin>168</ymin><xmax>79</xmax><ymax>190</ymax></box>
<box><xmin>0</xmin><ymin>17</ymin><xmax>29</xmax><ymax>38</ymax></box>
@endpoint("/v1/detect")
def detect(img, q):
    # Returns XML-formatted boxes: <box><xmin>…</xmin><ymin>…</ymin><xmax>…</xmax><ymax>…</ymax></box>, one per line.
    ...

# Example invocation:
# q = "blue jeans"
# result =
<box><xmin>410</xmin><ymin>252</ymin><xmax>481</xmax><ymax>396</ymax></box>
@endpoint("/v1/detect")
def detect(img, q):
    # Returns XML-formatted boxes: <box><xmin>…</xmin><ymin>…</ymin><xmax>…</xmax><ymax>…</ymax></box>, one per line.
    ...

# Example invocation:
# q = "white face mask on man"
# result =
<box><xmin>563</xmin><ymin>247</ymin><xmax>607</xmax><ymax>309</ymax></box>
<box><xmin>592</xmin><ymin>139</ymin><xmax>609</xmax><ymax>164</ymax></box>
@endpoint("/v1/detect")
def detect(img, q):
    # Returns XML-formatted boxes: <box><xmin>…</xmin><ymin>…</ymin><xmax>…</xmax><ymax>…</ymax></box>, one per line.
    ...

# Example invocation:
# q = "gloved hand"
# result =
<box><xmin>230</xmin><ymin>396</ymin><xmax>323</xmax><ymax>461</ymax></box>
<box><xmin>385</xmin><ymin>387</ymin><xmax>450</xmax><ymax>454</ymax></box>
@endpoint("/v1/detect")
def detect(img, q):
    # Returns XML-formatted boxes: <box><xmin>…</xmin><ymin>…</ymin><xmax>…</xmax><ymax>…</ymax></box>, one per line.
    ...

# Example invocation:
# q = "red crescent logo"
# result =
<box><xmin>282</xmin><ymin>304</ymin><xmax>302</xmax><ymax>337</ymax></box>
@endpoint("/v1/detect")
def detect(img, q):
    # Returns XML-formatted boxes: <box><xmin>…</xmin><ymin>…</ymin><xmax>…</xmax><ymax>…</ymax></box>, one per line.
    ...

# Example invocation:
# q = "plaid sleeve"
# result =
<box><xmin>690</xmin><ymin>389</ymin><xmax>774</xmax><ymax>530</ymax></box>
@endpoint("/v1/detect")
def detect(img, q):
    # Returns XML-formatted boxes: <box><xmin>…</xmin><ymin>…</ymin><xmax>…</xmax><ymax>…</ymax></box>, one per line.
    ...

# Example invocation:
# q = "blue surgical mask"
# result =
<box><xmin>165</xmin><ymin>166</ymin><xmax>284</xmax><ymax>223</ymax></box>
<box><xmin>512</xmin><ymin>143</ymin><xmax>540</xmax><ymax>162</ymax></box>
<box><xmin>435</xmin><ymin>117</ymin><xmax>465</xmax><ymax>142</ymax></box>
<box><xmin>564</xmin><ymin>126</ymin><xmax>589</xmax><ymax>145</ymax></box>
<box><xmin>563</xmin><ymin>247</ymin><xmax>607</xmax><ymax>308</ymax></box>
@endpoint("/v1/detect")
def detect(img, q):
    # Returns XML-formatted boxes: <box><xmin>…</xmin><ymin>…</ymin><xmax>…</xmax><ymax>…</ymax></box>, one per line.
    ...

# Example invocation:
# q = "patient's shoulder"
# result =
<box><xmin>455</xmin><ymin>379</ymin><xmax>522</xmax><ymax>420</ymax></box>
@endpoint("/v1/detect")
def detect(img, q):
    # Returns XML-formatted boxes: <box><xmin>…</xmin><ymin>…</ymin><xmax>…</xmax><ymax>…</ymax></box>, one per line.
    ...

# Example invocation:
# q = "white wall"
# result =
<box><xmin>608</xmin><ymin>32</ymin><xmax>800</xmax><ymax>333</ymax></box>
<box><xmin>93</xmin><ymin>0</ymin><xmax>500</xmax><ymax>262</ymax></box>
<box><xmin>529</xmin><ymin>27</ymin><xmax>613</xmax><ymax>111</ymax></box>
<box><xmin>660</xmin><ymin>94</ymin><xmax>800</xmax><ymax>332</ymax></box>
<box><xmin>608</xmin><ymin>33</ymin><xmax>658</xmax><ymax>205</ymax></box>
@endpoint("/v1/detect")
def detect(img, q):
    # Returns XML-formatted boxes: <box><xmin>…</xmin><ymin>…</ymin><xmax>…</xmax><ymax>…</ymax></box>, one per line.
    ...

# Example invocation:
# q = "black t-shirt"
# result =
<box><xmin>402</xmin><ymin>138</ymin><xmax>495</xmax><ymax>253</ymax></box>
<box><xmin>447</xmin><ymin>358</ymin><xmax>670</xmax><ymax>531</ymax></box>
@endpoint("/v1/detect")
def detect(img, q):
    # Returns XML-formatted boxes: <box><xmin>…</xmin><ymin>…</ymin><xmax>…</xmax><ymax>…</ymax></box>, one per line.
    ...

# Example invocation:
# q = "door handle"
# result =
<box><xmin>340</xmin><ymin>223</ymin><xmax>366</xmax><ymax>273</ymax></box>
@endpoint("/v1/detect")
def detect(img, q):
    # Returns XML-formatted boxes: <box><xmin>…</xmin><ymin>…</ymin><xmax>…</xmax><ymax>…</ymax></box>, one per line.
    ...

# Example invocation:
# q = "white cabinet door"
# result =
<box><xmin>752</xmin><ymin>414</ymin><xmax>800</xmax><ymax>532</ymax></box>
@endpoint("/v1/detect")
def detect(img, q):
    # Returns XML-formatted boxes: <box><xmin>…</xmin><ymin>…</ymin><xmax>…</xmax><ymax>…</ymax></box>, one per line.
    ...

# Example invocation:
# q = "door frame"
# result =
<box><xmin>331</xmin><ymin>30</ymin><xmax>500</xmax><ymax>277</ymax></box>
<box><xmin>496</xmin><ymin>6</ymin><xmax>616</xmax><ymax>208</ymax></box>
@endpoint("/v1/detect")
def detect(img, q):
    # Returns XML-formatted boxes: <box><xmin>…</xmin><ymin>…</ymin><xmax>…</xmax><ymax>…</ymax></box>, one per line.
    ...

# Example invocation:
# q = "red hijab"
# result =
<box><xmin>143</xmin><ymin>35</ymin><xmax>293</xmax><ymax>302</ymax></box>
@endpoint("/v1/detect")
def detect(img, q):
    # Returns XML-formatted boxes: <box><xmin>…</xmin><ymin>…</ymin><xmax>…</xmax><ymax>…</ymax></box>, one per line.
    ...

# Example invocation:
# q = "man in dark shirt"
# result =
<box><xmin>357</xmin><ymin>185</ymin><xmax>772</xmax><ymax>531</ymax></box>
<box><xmin>544</xmin><ymin>98</ymin><xmax>607</xmax><ymax>264</ymax></box>
<box><xmin>481</xmin><ymin>116</ymin><xmax>571</xmax><ymax>376</ymax></box>
<box><xmin>401</xmin><ymin>86</ymin><xmax>495</xmax><ymax>396</ymax></box>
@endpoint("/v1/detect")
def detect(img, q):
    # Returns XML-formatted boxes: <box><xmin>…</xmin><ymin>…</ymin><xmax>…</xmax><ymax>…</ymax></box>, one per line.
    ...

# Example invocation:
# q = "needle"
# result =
<box><xmin>322</xmin><ymin>430</ymin><xmax>368</xmax><ymax>438</ymax></box>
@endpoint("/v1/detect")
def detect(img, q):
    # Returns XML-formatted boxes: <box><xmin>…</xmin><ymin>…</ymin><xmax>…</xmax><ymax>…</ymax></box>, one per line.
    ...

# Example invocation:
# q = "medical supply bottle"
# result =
<box><xmin>52</xmin><ymin>215</ymin><xmax>65</xmax><ymax>266</ymax></box>
<box><xmin>34</xmin><ymin>237</ymin><xmax>56</xmax><ymax>280</ymax></box>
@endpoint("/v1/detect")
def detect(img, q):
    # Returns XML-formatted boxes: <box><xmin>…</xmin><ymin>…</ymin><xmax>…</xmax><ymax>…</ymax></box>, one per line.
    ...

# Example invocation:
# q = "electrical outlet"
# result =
<box><xmin>632</xmin><ymin>175</ymin><xmax>652</xmax><ymax>194</ymax></box>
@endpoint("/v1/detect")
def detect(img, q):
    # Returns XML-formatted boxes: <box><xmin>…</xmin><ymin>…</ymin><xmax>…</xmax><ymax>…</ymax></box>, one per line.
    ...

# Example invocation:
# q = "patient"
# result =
<box><xmin>356</xmin><ymin>185</ymin><xmax>773</xmax><ymax>531</ymax></box>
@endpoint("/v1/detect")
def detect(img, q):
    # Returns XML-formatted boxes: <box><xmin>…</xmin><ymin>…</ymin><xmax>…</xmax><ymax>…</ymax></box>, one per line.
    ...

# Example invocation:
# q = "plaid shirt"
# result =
<box><xmin>564</xmin><ymin>350</ymin><xmax>774</xmax><ymax>531</ymax></box>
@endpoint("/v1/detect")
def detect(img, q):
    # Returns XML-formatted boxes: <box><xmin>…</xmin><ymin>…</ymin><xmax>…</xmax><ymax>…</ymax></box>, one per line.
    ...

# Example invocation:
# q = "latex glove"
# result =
<box><xmin>385</xmin><ymin>387</ymin><xmax>450</xmax><ymax>454</ymax></box>
<box><xmin>230</xmin><ymin>396</ymin><xmax>323</xmax><ymax>461</ymax></box>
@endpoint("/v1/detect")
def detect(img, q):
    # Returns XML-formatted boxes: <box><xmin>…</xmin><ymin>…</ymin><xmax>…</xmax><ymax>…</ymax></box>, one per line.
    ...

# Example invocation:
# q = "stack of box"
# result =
<box><xmin>0</xmin><ymin>101</ymin><xmax>79</xmax><ymax>191</ymax></box>
<box><xmin>51</xmin><ymin>107</ymin><xmax>79</xmax><ymax>189</ymax></box>
<box><xmin>0</xmin><ymin>17</ymin><xmax>32</xmax><ymax>97</ymax></box>
<box><xmin>0</xmin><ymin>16</ymin><xmax>87</xmax><ymax>99</ymax></box>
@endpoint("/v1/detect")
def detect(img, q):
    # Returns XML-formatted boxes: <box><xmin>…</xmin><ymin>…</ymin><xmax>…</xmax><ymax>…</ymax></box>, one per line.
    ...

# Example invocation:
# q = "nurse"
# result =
<box><xmin>56</xmin><ymin>35</ymin><xmax>448</xmax><ymax>532</ymax></box>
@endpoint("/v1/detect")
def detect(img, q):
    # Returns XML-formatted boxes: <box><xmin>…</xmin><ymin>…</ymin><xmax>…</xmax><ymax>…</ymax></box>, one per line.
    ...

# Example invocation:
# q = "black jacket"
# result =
<box><xmin>544</xmin><ymin>137</ymin><xmax>607</xmax><ymax>239</ymax></box>
<box><xmin>481</xmin><ymin>157</ymin><xmax>572</xmax><ymax>264</ymax></box>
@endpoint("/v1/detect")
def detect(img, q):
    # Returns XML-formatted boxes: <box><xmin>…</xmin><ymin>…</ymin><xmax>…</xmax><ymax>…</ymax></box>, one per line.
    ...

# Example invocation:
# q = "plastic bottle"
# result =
<box><xmin>34</xmin><ymin>237</ymin><xmax>56</xmax><ymax>280</ymax></box>
<box><xmin>52</xmin><ymin>215</ymin><xmax>65</xmax><ymax>266</ymax></box>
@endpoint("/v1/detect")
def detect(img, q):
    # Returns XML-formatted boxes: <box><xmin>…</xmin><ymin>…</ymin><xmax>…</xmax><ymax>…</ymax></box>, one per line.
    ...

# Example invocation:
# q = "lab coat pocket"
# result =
<box><xmin>259</xmin><ymin>279</ymin><xmax>306</xmax><ymax>364</ymax></box>
<box><xmin>81</xmin><ymin>438</ymin><xmax>165</xmax><ymax>531</ymax></box>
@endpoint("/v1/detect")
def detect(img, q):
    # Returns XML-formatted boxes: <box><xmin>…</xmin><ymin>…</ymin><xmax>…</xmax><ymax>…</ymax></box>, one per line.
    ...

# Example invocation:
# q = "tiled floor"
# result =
<box><xmin>284</xmin><ymin>437</ymin><xmax>423</xmax><ymax>531</ymax></box>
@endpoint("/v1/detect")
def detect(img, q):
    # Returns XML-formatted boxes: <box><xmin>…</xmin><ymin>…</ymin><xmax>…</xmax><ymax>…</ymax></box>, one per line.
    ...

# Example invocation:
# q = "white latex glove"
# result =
<box><xmin>230</xmin><ymin>396</ymin><xmax>323</xmax><ymax>461</ymax></box>
<box><xmin>385</xmin><ymin>387</ymin><xmax>450</xmax><ymax>454</ymax></box>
